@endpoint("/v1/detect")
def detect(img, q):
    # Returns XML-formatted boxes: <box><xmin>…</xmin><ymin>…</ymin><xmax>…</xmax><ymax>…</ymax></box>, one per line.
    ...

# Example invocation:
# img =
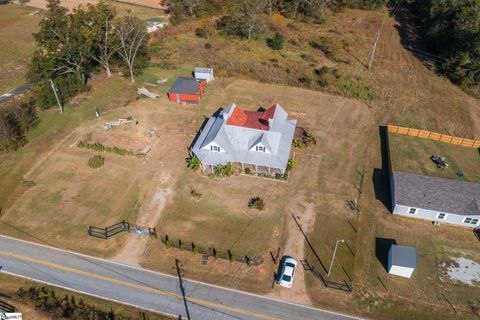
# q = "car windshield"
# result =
<box><xmin>282</xmin><ymin>274</ymin><xmax>292</xmax><ymax>282</ymax></box>
<box><xmin>285</xmin><ymin>262</ymin><xmax>295</xmax><ymax>268</ymax></box>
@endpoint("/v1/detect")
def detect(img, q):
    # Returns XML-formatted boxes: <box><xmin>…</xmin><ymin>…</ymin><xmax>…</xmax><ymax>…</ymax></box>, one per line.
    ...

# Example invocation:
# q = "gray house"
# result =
<box><xmin>191</xmin><ymin>103</ymin><xmax>297</xmax><ymax>174</ymax></box>
<box><xmin>388</xmin><ymin>133</ymin><xmax>480</xmax><ymax>228</ymax></box>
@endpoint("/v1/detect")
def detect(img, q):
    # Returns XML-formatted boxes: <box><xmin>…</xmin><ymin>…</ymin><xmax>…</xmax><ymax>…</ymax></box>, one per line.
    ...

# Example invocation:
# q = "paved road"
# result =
<box><xmin>0</xmin><ymin>235</ymin><xmax>361</xmax><ymax>320</ymax></box>
<box><xmin>0</xmin><ymin>83</ymin><xmax>31</xmax><ymax>103</ymax></box>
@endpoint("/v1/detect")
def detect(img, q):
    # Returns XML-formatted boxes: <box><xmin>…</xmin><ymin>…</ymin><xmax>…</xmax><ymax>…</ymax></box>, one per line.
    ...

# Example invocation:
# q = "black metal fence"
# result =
<box><xmin>0</xmin><ymin>300</ymin><xmax>15</xmax><ymax>313</ymax></box>
<box><xmin>160</xmin><ymin>235</ymin><xmax>263</xmax><ymax>266</ymax></box>
<box><xmin>88</xmin><ymin>221</ymin><xmax>129</xmax><ymax>239</ymax></box>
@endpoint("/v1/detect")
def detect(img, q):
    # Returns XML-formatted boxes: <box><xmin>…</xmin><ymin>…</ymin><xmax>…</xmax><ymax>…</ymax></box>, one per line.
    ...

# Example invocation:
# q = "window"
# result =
<box><xmin>210</xmin><ymin>145</ymin><xmax>220</xmax><ymax>152</ymax></box>
<box><xmin>408</xmin><ymin>208</ymin><xmax>417</xmax><ymax>214</ymax></box>
<box><xmin>437</xmin><ymin>213</ymin><xmax>447</xmax><ymax>220</ymax></box>
<box><xmin>464</xmin><ymin>217</ymin><xmax>479</xmax><ymax>225</ymax></box>
<box><xmin>256</xmin><ymin>145</ymin><xmax>265</xmax><ymax>152</ymax></box>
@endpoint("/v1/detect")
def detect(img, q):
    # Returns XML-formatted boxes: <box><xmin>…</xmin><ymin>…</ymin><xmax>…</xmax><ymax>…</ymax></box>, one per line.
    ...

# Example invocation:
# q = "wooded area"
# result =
<box><xmin>404</xmin><ymin>0</ymin><xmax>479</xmax><ymax>91</ymax></box>
<box><xmin>28</xmin><ymin>0</ymin><xmax>149</xmax><ymax>109</ymax></box>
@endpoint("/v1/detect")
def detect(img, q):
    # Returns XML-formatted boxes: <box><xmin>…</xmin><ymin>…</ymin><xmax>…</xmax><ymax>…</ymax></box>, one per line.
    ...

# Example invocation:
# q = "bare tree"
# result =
<box><xmin>84</xmin><ymin>2</ymin><xmax>117</xmax><ymax>77</ymax></box>
<box><xmin>115</xmin><ymin>15</ymin><xmax>148</xmax><ymax>82</ymax></box>
<box><xmin>266</xmin><ymin>0</ymin><xmax>279</xmax><ymax>16</ymax></box>
<box><xmin>235</xmin><ymin>0</ymin><xmax>266</xmax><ymax>40</ymax></box>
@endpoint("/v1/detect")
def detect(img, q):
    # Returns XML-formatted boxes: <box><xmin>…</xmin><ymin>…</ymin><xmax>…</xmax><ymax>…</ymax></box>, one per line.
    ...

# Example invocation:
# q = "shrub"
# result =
<box><xmin>77</xmin><ymin>142</ymin><xmax>134</xmax><ymax>156</ymax></box>
<box><xmin>88</xmin><ymin>155</ymin><xmax>104</xmax><ymax>169</ymax></box>
<box><xmin>186</xmin><ymin>155</ymin><xmax>201</xmax><ymax>171</ymax></box>
<box><xmin>204</xmin><ymin>42</ymin><xmax>212</xmax><ymax>49</ymax></box>
<box><xmin>190</xmin><ymin>188</ymin><xmax>202</xmax><ymax>198</ymax></box>
<box><xmin>267</xmin><ymin>32</ymin><xmax>285</xmax><ymax>50</ymax></box>
<box><xmin>286</xmin><ymin>159</ymin><xmax>297</xmax><ymax>172</ymax></box>
<box><xmin>214</xmin><ymin>162</ymin><xmax>234</xmax><ymax>177</ymax></box>
<box><xmin>244</xmin><ymin>167</ymin><xmax>252</xmax><ymax>175</ymax></box>
<box><xmin>248</xmin><ymin>197</ymin><xmax>265</xmax><ymax>210</ymax></box>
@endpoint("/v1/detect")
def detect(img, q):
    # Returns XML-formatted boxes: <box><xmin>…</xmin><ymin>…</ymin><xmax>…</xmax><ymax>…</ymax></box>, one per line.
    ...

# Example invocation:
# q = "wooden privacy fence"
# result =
<box><xmin>388</xmin><ymin>125</ymin><xmax>480</xmax><ymax>148</ymax></box>
<box><xmin>161</xmin><ymin>235</ymin><xmax>264</xmax><ymax>266</ymax></box>
<box><xmin>0</xmin><ymin>300</ymin><xmax>15</xmax><ymax>313</ymax></box>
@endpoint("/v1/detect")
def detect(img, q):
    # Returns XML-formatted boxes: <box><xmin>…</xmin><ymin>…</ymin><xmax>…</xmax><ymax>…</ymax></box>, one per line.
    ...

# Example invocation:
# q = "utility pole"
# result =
<box><xmin>328</xmin><ymin>239</ymin><xmax>345</xmax><ymax>276</ymax></box>
<box><xmin>49</xmin><ymin>79</ymin><xmax>63</xmax><ymax>113</ymax></box>
<box><xmin>368</xmin><ymin>31</ymin><xmax>381</xmax><ymax>69</ymax></box>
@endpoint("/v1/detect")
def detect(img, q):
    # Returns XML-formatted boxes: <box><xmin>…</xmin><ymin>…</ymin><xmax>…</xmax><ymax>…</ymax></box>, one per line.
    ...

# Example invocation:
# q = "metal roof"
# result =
<box><xmin>194</xmin><ymin>67</ymin><xmax>213</xmax><ymax>73</ymax></box>
<box><xmin>169</xmin><ymin>77</ymin><xmax>202</xmax><ymax>95</ymax></box>
<box><xmin>393</xmin><ymin>171</ymin><xmax>480</xmax><ymax>216</ymax></box>
<box><xmin>390</xmin><ymin>245</ymin><xmax>416</xmax><ymax>269</ymax></box>
<box><xmin>192</xmin><ymin>103</ymin><xmax>297</xmax><ymax>170</ymax></box>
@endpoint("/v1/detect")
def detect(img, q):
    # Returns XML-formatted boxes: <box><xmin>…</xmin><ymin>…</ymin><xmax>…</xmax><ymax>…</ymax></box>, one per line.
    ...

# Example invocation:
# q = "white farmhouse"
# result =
<box><xmin>191</xmin><ymin>103</ymin><xmax>297</xmax><ymax>174</ymax></box>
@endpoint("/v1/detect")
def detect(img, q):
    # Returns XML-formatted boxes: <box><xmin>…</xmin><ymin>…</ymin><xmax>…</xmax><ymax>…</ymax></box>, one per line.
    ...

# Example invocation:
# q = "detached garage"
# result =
<box><xmin>168</xmin><ymin>77</ymin><xmax>206</xmax><ymax>104</ymax></box>
<box><xmin>388</xmin><ymin>245</ymin><xmax>417</xmax><ymax>278</ymax></box>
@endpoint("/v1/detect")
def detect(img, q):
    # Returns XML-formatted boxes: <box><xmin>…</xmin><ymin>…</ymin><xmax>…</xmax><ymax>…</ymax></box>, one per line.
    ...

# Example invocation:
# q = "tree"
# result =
<box><xmin>227</xmin><ymin>0</ymin><xmax>266</xmax><ymax>40</ymax></box>
<box><xmin>115</xmin><ymin>15</ymin><xmax>148</xmax><ymax>82</ymax></box>
<box><xmin>267</xmin><ymin>32</ymin><xmax>284</xmax><ymax>50</ymax></box>
<box><xmin>82</xmin><ymin>1</ymin><xmax>117</xmax><ymax>77</ymax></box>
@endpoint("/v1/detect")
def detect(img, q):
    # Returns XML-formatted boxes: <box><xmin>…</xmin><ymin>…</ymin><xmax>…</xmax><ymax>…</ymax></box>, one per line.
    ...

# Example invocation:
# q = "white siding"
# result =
<box><xmin>388</xmin><ymin>265</ymin><xmax>415</xmax><ymax>278</ymax></box>
<box><xmin>393</xmin><ymin>204</ymin><xmax>480</xmax><ymax>228</ymax></box>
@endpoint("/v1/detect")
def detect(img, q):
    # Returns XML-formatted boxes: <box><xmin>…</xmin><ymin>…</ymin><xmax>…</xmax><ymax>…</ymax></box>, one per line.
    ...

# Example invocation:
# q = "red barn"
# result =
<box><xmin>167</xmin><ymin>77</ymin><xmax>206</xmax><ymax>104</ymax></box>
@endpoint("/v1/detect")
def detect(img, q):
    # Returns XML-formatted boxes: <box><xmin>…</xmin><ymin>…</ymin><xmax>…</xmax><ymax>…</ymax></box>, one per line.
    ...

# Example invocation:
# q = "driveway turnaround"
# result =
<box><xmin>0</xmin><ymin>235</ymin><xmax>361</xmax><ymax>320</ymax></box>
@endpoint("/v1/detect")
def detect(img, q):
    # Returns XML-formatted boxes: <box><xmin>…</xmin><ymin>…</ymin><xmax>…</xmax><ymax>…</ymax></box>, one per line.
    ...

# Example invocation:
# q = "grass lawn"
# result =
<box><xmin>389</xmin><ymin>132</ymin><xmax>480</xmax><ymax>183</ymax></box>
<box><xmin>0</xmin><ymin>5</ymin><xmax>41</xmax><ymax>93</ymax></box>
<box><xmin>0</xmin><ymin>76</ymin><xmax>138</xmax><ymax>256</ymax></box>
<box><xmin>0</xmin><ymin>273</ymin><xmax>173</xmax><ymax>319</ymax></box>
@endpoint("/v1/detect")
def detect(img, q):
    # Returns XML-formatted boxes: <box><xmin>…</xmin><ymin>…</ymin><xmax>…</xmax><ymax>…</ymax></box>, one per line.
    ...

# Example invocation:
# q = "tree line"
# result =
<box><xmin>28</xmin><ymin>0</ymin><xmax>149</xmax><ymax>110</ymax></box>
<box><xmin>0</xmin><ymin>98</ymin><xmax>37</xmax><ymax>152</ymax></box>
<box><xmin>403</xmin><ymin>0</ymin><xmax>479</xmax><ymax>91</ymax></box>
<box><xmin>168</xmin><ymin>0</ymin><xmax>388</xmax><ymax>39</ymax></box>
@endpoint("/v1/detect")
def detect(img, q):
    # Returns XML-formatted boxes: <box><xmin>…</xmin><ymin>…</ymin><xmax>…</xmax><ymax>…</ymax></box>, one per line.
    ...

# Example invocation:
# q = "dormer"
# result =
<box><xmin>249</xmin><ymin>134</ymin><xmax>271</xmax><ymax>153</ymax></box>
<box><xmin>202</xmin><ymin>141</ymin><xmax>224</xmax><ymax>153</ymax></box>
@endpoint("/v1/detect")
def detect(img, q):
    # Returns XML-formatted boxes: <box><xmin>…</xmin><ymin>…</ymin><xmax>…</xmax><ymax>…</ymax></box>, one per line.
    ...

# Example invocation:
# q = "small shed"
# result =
<box><xmin>388</xmin><ymin>245</ymin><xmax>417</xmax><ymax>278</ymax></box>
<box><xmin>194</xmin><ymin>67</ymin><xmax>214</xmax><ymax>82</ymax></box>
<box><xmin>168</xmin><ymin>77</ymin><xmax>206</xmax><ymax>104</ymax></box>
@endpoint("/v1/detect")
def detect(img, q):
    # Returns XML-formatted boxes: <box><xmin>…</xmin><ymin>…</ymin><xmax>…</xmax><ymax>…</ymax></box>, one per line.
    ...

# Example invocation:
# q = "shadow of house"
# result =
<box><xmin>375</xmin><ymin>237</ymin><xmax>397</xmax><ymax>272</ymax></box>
<box><xmin>188</xmin><ymin>107</ymin><xmax>224</xmax><ymax>150</ymax></box>
<box><xmin>372</xmin><ymin>126</ymin><xmax>392</xmax><ymax>211</ymax></box>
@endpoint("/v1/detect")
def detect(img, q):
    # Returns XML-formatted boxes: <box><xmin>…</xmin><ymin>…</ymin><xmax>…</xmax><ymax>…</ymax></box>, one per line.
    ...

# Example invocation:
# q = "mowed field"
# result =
<box><xmin>28</xmin><ymin>0</ymin><xmax>165</xmax><ymax>11</ymax></box>
<box><xmin>0</xmin><ymin>5</ymin><xmax>41</xmax><ymax>93</ymax></box>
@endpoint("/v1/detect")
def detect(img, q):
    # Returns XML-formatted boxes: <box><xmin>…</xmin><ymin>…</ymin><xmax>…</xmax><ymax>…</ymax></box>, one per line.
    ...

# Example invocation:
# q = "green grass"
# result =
<box><xmin>389</xmin><ymin>132</ymin><xmax>480</xmax><ymax>183</ymax></box>
<box><xmin>0</xmin><ymin>5</ymin><xmax>41</xmax><ymax>92</ymax></box>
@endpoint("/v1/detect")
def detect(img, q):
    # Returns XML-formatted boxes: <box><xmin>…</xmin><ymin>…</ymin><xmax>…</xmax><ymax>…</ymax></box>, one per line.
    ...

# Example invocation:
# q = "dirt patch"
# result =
<box><xmin>440</xmin><ymin>257</ymin><xmax>480</xmax><ymax>286</ymax></box>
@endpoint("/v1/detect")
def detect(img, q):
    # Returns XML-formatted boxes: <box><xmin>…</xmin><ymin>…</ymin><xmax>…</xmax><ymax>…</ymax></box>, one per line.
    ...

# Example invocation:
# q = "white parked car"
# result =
<box><xmin>277</xmin><ymin>257</ymin><xmax>297</xmax><ymax>288</ymax></box>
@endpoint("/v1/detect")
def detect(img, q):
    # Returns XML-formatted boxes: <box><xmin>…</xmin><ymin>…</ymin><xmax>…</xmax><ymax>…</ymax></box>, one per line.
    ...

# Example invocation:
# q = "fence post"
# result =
<box><xmin>88</xmin><ymin>227</ymin><xmax>91</xmax><ymax>236</ymax></box>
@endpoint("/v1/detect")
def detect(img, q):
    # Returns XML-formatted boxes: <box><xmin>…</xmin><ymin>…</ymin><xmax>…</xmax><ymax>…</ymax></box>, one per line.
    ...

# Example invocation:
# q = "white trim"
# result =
<box><xmin>436</xmin><ymin>212</ymin><xmax>447</xmax><ymax>220</ymax></box>
<box><xmin>463</xmin><ymin>217</ymin><xmax>479</xmax><ymax>225</ymax></box>
<box><xmin>408</xmin><ymin>207</ymin><xmax>417</xmax><ymax>215</ymax></box>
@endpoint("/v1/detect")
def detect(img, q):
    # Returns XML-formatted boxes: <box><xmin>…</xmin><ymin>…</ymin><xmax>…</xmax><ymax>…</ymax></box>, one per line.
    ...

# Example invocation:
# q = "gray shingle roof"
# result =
<box><xmin>169</xmin><ymin>77</ymin><xmax>202</xmax><ymax>95</ymax></box>
<box><xmin>191</xmin><ymin>103</ymin><xmax>296</xmax><ymax>170</ymax></box>
<box><xmin>390</xmin><ymin>245</ymin><xmax>416</xmax><ymax>268</ymax></box>
<box><xmin>393</xmin><ymin>171</ymin><xmax>480</xmax><ymax>216</ymax></box>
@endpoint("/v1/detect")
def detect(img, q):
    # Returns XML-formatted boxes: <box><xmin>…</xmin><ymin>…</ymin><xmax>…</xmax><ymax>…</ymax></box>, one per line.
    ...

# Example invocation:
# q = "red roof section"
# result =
<box><xmin>226</xmin><ymin>105</ymin><xmax>276</xmax><ymax>130</ymax></box>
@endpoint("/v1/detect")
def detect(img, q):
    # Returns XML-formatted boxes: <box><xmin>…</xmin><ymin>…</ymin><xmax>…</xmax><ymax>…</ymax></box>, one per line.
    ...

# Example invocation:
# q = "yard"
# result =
<box><xmin>0</xmin><ymin>2</ymin><xmax>480</xmax><ymax>320</ymax></box>
<box><xmin>389</xmin><ymin>132</ymin><xmax>480</xmax><ymax>183</ymax></box>
<box><xmin>0</xmin><ymin>5</ymin><xmax>41</xmax><ymax>93</ymax></box>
